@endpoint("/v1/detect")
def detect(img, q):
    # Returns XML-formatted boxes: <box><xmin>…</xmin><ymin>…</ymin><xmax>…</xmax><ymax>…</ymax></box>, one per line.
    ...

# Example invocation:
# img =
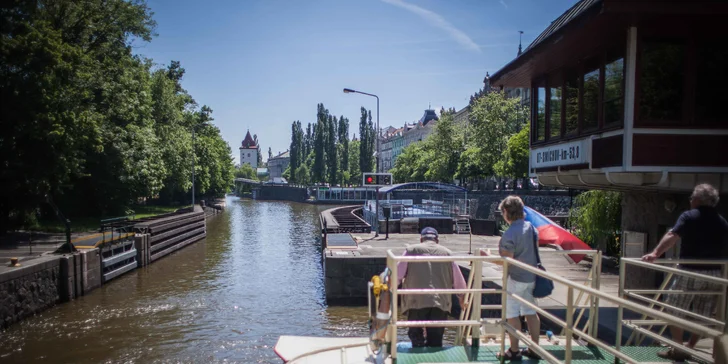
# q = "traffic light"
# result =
<box><xmin>363</xmin><ymin>173</ymin><xmax>393</xmax><ymax>186</ymax></box>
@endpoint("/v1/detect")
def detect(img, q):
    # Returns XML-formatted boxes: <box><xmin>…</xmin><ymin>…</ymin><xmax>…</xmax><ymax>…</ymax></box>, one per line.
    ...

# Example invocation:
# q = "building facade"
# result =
<box><xmin>489</xmin><ymin>0</ymin><xmax>728</xmax><ymax>286</ymax></box>
<box><xmin>378</xmin><ymin>109</ymin><xmax>439</xmax><ymax>171</ymax></box>
<box><xmin>239</xmin><ymin>130</ymin><xmax>259</xmax><ymax>168</ymax></box>
<box><xmin>267</xmin><ymin>150</ymin><xmax>290</xmax><ymax>181</ymax></box>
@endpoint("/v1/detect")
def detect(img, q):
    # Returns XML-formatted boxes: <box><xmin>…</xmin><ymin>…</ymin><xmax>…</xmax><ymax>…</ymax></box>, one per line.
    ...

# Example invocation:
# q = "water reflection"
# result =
<box><xmin>0</xmin><ymin>197</ymin><xmax>369</xmax><ymax>363</ymax></box>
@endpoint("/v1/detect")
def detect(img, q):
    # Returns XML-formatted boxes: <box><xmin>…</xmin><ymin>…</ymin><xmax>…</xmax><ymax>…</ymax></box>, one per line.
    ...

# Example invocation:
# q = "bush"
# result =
<box><xmin>569</xmin><ymin>190</ymin><xmax>622</xmax><ymax>256</ymax></box>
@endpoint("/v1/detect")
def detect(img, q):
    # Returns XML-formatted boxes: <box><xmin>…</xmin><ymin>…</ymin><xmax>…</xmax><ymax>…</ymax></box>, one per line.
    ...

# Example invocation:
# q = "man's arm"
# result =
<box><xmin>396</xmin><ymin>251</ymin><xmax>408</xmax><ymax>284</ymax></box>
<box><xmin>642</xmin><ymin>232</ymin><xmax>680</xmax><ymax>262</ymax></box>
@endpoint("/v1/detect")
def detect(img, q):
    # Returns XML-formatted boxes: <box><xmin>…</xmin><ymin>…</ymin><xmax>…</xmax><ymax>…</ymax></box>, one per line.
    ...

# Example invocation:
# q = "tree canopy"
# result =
<box><xmin>0</xmin><ymin>0</ymin><xmax>234</xmax><ymax>229</ymax></box>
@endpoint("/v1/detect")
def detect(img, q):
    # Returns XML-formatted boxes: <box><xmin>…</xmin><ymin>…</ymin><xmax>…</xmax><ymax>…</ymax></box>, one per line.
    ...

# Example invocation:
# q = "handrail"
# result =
<box><xmin>384</xmin><ymin>248</ymin><xmax>602</xmax><ymax>362</ymax></box>
<box><xmin>619</xmin><ymin>257</ymin><xmax>728</xmax><ymax>350</ymax></box>
<box><xmin>381</xmin><ymin>248</ymin><xmax>727</xmax><ymax>363</ymax></box>
<box><xmin>504</xmin><ymin>257</ymin><xmax>723</xmax><ymax>339</ymax></box>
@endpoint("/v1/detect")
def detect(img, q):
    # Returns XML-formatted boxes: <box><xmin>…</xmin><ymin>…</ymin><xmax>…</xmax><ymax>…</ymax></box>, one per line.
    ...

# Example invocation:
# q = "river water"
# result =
<box><xmin>0</xmin><ymin>197</ymin><xmax>370</xmax><ymax>363</ymax></box>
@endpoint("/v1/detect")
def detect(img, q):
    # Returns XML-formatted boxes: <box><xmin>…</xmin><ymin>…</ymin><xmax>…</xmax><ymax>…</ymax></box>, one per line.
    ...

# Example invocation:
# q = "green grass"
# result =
<box><xmin>31</xmin><ymin>204</ymin><xmax>186</xmax><ymax>233</ymax></box>
<box><xmin>130</xmin><ymin>204</ymin><xmax>186</xmax><ymax>219</ymax></box>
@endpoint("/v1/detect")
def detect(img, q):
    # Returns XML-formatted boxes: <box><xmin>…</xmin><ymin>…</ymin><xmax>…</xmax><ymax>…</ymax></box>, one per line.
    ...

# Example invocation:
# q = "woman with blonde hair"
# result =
<box><xmin>489</xmin><ymin>195</ymin><xmax>541</xmax><ymax>360</ymax></box>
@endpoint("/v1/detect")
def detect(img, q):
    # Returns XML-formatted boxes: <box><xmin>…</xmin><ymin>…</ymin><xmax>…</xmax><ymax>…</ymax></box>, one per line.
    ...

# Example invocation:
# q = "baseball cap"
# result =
<box><xmin>420</xmin><ymin>227</ymin><xmax>439</xmax><ymax>239</ymax></box>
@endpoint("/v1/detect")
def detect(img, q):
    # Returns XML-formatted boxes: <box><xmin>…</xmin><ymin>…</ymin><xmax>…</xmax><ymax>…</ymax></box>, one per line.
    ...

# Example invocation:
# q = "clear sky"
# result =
<box><xmin>139</xmin><ymin>0</ymin><xmax>578</xmax><ymax>164</ymax></box>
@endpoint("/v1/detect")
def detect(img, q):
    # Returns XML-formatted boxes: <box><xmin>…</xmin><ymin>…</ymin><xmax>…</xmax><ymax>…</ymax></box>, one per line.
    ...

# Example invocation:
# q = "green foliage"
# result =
<box><xmin>569</xmin><ymin>190</ymin><xmax>622</xmax><ymax>255</ymax></box>
<box><xmin>348</xmin><ymin>140</ymin><xmax>362</xmax><ymax>185</ymax></box>
<box><xmin>0</xmin><ymin>0</ymin><xmax>234</xmax><ymax>229</ymax></box>
<box><xmin>493</xmin><ymin>126</ymin><xmax>530</xmax><ymax>179</ymax></box>
<box><xmin>467</xmin><ymin>91</ymin><xmax>525</xmax><ymax>176</ymax></box>
<box><xmin>359</xmin><ymin>108</ymin><xmax>375</xmax><ymax>174</ymax></box>
<box><xmin>295</xmin><ymin>165</ymin><xmax>310</xmax><ymax>185</ymax></box>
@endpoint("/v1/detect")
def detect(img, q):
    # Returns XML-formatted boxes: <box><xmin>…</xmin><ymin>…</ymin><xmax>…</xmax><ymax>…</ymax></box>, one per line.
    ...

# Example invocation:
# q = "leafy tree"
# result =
<box><xmin>359</xmin><ymin>108</ymin><xmax>375</xmax><ymax>173</ymax></box>
<box><xmin>327</xmin><ymin>114</ymin><xmax>338</xmax><ymax>185</ymax></box>
<box><xmin>338</xmin><ymin>116</ymin><xmax>349</xmax><ymax>183</ymax></box>
<box><xmin>235</xmin><ymin>164</ymin><xmax>256</xmax><ymax>179</ymax></box>
<box><xmin>0</xmin><ymin>1</ymin><xmax>235</xmax><ymax>228</ymax></box>
<box><xmin>312</xmin><ymin>104</ymin><xmax>328</xmax><ymax>183</ymax></box>
<box><xmin>295</xmin><ymin>165</ymin><xmax>310</xmax><ymax>185</ymax></box>
<box><xmin>425</xmin><ymin>111</ymin><xmax>463</xmax><ymax>182</ymax></box>
<box><xmin>390</xmin><ymin>142</ymin><xmax>430</xmax><ymax>183</ymax></box>
<box><xmin>461</xmin><ymin>91</ymin><xmax>522</xmax><ymax>180</ymax></box>
<box><xmin>569</xmin><ymin>191</ymin><xmax>622</xmax><ymax>255</ymax></box>
<box><xmin>348</xmin><ymin>140</ymin><xmax>362</xmax><ymax>185</ymax></box>
<box><xmin>493</xmin><ymin>121</ymin><xmax>530</xmax><ymax>179</ymax></box>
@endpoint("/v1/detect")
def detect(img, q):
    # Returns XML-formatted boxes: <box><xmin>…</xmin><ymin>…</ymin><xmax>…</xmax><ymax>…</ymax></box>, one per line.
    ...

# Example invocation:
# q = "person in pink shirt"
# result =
<box><xmin>394</xmin><ymin>227</ymin><xmax>467</xmax><ymax>347</ymax></box>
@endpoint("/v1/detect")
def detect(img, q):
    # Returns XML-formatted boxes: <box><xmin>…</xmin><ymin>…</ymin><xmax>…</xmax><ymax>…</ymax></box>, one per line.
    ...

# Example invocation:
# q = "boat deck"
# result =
<box><xmin>395</xmin><ymin>343</ymin><xmax>677</xmax><ymax>364</ymax></box>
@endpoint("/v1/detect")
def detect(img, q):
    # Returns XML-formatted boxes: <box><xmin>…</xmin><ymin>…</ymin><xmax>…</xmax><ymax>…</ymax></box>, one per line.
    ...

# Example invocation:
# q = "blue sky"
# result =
<box><xmin>140</xmin><ymin>0</ymin><xmax>578</xmax><ymax>164</ymax></box>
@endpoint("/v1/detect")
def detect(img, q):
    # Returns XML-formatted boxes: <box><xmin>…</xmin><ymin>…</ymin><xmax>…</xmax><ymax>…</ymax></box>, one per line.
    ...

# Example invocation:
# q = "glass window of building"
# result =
<box><xmin>695</xmin><ymin>40</ymin><xmax>728</xmax><ymax>125</ymax></box>
<box><xmin>549</xmin><ymin>87</ymin><xmax>562</xmax><ymax>139</ymax></box>
<box><xmin>564</xmin><ymin>73</ymin><xmax>579</xmax><ymax>135</ymax></box>
<box><xmin>535</xmin><ymin>87</ymin><xmax>546</xmax><ymax>142</ymax></box>
<box><xmin>639</xmin><ymin>41</ymin><xmax>685</xmax><ymax>123</ymax></box>
<box><xmin>604</xmin><ymin>56</ymin><xmax>624</xmax><ymax>125</ymax></box>
<box><xmin>582</xmin><ymin>66</ymin><xmax>600</xmax><ymax>130</ymax></box>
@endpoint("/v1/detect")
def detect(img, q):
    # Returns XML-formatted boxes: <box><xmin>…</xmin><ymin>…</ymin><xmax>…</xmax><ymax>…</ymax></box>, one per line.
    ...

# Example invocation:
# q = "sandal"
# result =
<box><xmin>522</xmin><ymin>348</ymin><xmax>541</xmax><ymax>360</ymax></box>
<box><xmin>496</xmin><ymin>348</ymin><xmax>523</xmax><ymax>361</ymax></box>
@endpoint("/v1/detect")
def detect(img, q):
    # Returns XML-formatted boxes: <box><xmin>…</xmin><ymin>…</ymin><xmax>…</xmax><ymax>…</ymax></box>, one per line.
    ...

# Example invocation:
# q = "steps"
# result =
<box><xmin>454</xmin><ymin>217</ymin><xmax>471</xmax><ymax>234</ymax></box>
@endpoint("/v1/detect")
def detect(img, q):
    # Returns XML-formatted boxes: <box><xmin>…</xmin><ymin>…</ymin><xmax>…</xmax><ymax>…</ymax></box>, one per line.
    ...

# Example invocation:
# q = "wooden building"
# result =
<box><xmin>489</xmin><ymin>0</ymin><xmax>728</xmax><ymax>285</ymax></box>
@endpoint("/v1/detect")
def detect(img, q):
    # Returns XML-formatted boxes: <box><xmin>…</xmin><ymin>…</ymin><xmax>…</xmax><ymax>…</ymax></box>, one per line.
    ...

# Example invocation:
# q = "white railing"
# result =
<box><xmin>618</xmin><ymin>258</ymin><xmax>728</xmax><ymax>362</ymax></box>
<box><xmin>383</xmin><ymin>249</ymin><xmax>728</xmax><ymax>363</ymax></box>
<box><xmin>384</xmin><ymin>249</ymin><xmax>601</xmax><ymax>362</ymax></box>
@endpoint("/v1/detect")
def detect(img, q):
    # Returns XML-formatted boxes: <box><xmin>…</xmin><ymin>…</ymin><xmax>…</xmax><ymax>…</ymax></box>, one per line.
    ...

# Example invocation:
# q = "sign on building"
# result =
<box><xmin>530</xmin><ymin>139</ymin><xmax>589</xmax><ymax>169</ymax></box>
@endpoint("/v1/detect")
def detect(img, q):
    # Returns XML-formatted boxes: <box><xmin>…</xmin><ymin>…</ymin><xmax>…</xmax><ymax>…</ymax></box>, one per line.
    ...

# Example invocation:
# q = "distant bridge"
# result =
<box><xmin>234</xmin><ymin>178</ymin><xmax>262</xmax><ymax>185</ymax></box>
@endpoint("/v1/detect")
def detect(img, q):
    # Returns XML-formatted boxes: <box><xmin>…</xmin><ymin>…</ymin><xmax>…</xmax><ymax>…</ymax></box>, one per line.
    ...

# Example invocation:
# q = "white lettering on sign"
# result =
<box><xmin>531</xmin><ymin>139</ymin><xmax>589</xmax><ymax>169</ymax></box>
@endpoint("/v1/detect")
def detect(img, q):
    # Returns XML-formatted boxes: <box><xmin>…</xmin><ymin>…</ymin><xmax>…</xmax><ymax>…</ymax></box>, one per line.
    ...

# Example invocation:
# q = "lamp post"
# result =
<box><xmin>191</xmin><ymin>123</ymin><xmax>208</xmax><ymax>210</ymax></box>
<box><xmin>344</xmin><ymin>88</ymin><xmax>380</xmax><ymax>237</ymax></box>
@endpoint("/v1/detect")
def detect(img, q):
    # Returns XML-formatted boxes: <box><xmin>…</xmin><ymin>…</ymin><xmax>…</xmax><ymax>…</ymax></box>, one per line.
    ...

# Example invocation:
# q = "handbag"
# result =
<box><xmin>531</xmin><ymin>225</ymin><xmax>554</xmax><ymax>298</ymax></box>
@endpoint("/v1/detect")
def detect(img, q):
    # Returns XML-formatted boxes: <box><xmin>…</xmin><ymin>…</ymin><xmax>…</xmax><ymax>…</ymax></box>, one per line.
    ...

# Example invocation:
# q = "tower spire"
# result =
<box><xmin>517</xmin><ymin>31</ymin><xmax>524</xmax><ymax>56</ymax></box>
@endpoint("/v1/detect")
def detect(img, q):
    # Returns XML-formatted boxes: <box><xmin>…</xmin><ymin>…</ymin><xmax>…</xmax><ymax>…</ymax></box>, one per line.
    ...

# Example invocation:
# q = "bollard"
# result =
<box><xmin>8</xmin><ymin>257</ymin><xmax>20</xmax><ymax>267</ymax></box>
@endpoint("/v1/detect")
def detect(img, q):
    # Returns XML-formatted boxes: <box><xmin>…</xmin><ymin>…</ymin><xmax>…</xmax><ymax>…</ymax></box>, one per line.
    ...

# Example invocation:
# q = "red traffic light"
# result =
<box><xmin>366</xmin><ymin>177</ymin><xmax>374</xmax><ymax>184</ymax></box>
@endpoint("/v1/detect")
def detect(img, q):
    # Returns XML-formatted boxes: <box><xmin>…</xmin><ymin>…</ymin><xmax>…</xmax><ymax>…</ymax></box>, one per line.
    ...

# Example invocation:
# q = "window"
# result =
<box><xmin>695</xmin><ymin>41</ymin><xmax>728</xmax><ymax>125</ymax></box>
<box><xmin>639</xmin><ymin>41</ymin><xmax>685</xmax><ymax>123</ymax></box>
<box><xmin>583</xmin><ymin>66</ymin><xmax>600</xmax><ymax>130</ymax></box>
<box><xmin>248</xmin><ymin>153</ymin><xmax>251</xmax><ymax>157</ymax></box>
<box><xmin>549</xmin><ymin>87</ymin><xmax>562</xmax><ymax>139</ymax></box>
<box><xmin>604</xmin><ymin>57</ymin><xmax>624</xmax><ymax>125</ymax></box>
<box><xmin>535</xmin><ymin>87</ymin><xmax>546</xmax><ymax>142</ymax></box>
<box><xmin>565</xmin><ymin>73</ymin><xmax>579</xmax><ymax>135</ymax></box>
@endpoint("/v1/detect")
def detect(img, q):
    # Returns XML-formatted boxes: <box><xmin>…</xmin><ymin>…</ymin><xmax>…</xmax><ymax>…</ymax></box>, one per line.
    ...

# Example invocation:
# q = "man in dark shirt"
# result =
<box><xmin>642</xmin><ymin>183</ymin><xmax>728</xmax><ymax>361</ymax></box>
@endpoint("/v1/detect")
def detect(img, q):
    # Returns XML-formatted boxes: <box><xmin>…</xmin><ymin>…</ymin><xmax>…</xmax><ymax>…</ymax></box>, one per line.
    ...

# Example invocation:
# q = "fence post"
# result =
<box><xmin>472</xmin><ymin>257</ymin><xmax>483</xmax><ymax>347</ymax></box>
<box><xmin>615</xmin><ymin>259</ymin><xmax>626</xmax><ymax>364</ymax></box>
<box><xmin>566</xmin><ymin>286</ymin><xmax>574</xmax><ymax>364</ymax></box>
<box><xmin>500</xmin><ymin>261</ymin><xmax>509</xmax><ymax>359</ymax></box>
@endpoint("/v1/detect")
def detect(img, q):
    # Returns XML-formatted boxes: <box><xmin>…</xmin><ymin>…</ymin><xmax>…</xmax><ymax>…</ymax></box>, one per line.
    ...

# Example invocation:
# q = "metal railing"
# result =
<box><xmin>384</xmin><ymin>249</ymin><xmax>601</xmax><ymax>362</ymax></box>
<box><xmin>618</xmin><ymin>258</ymin><xmax>728</xmax><ymax>362</ymax></box>
<box><xmin>382</xmin><ymin>249</ymin><xmax>727</xmax><ymax>363</ymax></box>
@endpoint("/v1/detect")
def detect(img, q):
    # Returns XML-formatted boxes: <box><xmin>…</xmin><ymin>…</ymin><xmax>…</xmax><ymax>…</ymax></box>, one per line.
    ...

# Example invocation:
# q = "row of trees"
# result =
<box><xmin>390</xmin><ymin>91</ymin><xmax>529</xmax><ymax>186</ymax></box>
<box><xmin>287</xmin><ymin>104</ymin><xmax>376</xmax><ymax>185</ymax></box>
<box><xmin>0</xmin><ymin>0</ymin><xmax>235</xmax><ymax>229</ymax></box>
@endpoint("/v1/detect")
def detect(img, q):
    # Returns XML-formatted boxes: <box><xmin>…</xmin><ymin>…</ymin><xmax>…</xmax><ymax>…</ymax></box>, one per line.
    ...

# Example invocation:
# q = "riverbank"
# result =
<box><xmin>0</xmin><ymin>204</ymin><xmax>220</xmax><ymax>330</ymax></box>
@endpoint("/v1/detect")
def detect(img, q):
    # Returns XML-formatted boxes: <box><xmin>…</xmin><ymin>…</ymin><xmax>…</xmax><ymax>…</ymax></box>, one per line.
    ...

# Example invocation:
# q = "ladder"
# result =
<box><xmin>455</xmin><ymin>217</ymin><xmax>471</xmax><ymax>234</ymax></box>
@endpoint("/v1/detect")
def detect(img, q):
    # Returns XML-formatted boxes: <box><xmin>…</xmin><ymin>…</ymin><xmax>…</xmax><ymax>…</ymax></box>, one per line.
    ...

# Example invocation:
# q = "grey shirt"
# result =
<box><xmin>499</xmin><ymin>219</ymin><xmax>539</xmax><ymax>283</ymax></box>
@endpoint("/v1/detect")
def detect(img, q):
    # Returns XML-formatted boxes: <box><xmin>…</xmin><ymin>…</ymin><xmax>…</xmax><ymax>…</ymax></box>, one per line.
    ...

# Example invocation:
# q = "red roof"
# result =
<box><xmin>240</xmin><ymin>130</ymin><xmax>258</xmax><ymax>149</ymax></box>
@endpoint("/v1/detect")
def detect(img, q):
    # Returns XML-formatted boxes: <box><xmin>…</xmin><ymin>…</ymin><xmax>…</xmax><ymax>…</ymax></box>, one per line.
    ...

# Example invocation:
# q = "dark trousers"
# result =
<box><xmin>407</xmin><ymin>307</ymin><xmax>449</xmax><ymax>347</ymax></box>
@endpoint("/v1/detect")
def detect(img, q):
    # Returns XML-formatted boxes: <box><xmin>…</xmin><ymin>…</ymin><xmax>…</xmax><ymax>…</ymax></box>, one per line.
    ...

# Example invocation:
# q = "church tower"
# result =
<box><xmin>239</xmin><ymin>130</ymin><xmax>259</xmax><ymax>168</ymax></box>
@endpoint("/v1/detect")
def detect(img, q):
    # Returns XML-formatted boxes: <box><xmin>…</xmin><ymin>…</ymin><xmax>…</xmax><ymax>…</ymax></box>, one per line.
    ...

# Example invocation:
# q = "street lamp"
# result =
<box><xmin>191</xmin><ymin>122</ymin><xmax>209</xmax><ymax>210</ymax></box>
<box><xmin>344</xmin><ymin>87</ymin><xmax>380</xmax><ymax>237</ymax></box>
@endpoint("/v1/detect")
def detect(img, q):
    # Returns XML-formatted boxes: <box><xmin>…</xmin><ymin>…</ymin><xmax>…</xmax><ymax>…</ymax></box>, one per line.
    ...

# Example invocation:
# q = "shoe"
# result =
<box><xmin>656</xmin><ymin>348</ymin><xmax>690</xmax><ymax>362</ymax></box>
<box><xmin>522</xmin><ymin>348</ymin><xmax>541</xmax><ymax>360</ymax></box>
<box><xmin>496</xmin><ymin>348</ymin><xmax>523</xmax><ymax>361</ymax></box>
